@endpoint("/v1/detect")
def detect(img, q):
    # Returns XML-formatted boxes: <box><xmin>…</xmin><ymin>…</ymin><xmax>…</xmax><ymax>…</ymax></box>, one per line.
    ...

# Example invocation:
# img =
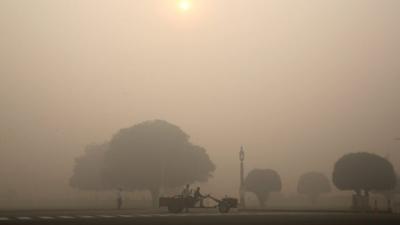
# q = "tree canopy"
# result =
<box><xmin>332</xmin><ymin>152</ymin><xmax>396</xmax><ymax>196</ymax></box>
<box><xmin>244</xmin><ymin>169</ymin><xmax>281</xmax><ymax>207</ymax></box>
<box><xmin>102</xmin><ymin>120</ymin><xmax>215</xmax><ymax>206</ymax></box>
<box><xmin>297</xmin><ymin>172</ymin><xmax>331</xmax><ymax>204</ymax></box>
<box><xmin>70</xmin><ymin>143</ymin><xmax>109</xmax><ymax>191</ymax></box>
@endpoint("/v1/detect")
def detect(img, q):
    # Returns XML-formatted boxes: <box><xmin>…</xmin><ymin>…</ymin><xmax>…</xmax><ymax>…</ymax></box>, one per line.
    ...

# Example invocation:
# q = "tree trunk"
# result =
<box><xmin>384</xmin><ymin>194</ymin><xmax>393</xmax><ymax>212</ymax></box>
<box><xmin>309</xmin><ymin>193</ymin><xmax>319</xmax><ymax>205</ymax></box>
<box><xmin>149</xmin><ymin>188</ymin><xmax>160</xmax><ymax>208</ymax></box>
<box><xmin>361</xmin><ymin>189</ymin><xmax>370</xmax><ymax>210</ymax></box>
<box><xmin>256</xmin><ymin>193</ymin><xmax>269</xmax><ymax>208</ymax></box>
<box><xmin>352</xmin><ymin>190</ymin><xmax>361</xmax><ymax>210</ymax></box>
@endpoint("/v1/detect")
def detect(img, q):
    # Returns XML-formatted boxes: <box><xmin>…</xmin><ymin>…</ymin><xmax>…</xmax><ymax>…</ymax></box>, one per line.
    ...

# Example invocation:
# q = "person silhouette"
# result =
<box><xmin>181</xmin><ymin>184</ymin><xmax>192</xmax><ymax>212</ymax></box>
<box><xmin>194</xmin><ymin>187</ymin><xmax>206</xmax><ymax>207</ymax></box>
<box><xmin>117</xmin><ymin>188</ymin><xmax>123</xmax><ymax>210</ymax></box>
<box><xmin>182</xmin><ymin>184</ymin><xmax>191</xmax><ymax>197</ymax></box>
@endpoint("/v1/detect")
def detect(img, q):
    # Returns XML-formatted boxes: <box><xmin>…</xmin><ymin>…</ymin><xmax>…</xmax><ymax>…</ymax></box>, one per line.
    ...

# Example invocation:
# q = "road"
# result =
<box><xmin>0</xmin><ymin>209</ymin><xmax>400</xmax><ymax>225</ymax></box>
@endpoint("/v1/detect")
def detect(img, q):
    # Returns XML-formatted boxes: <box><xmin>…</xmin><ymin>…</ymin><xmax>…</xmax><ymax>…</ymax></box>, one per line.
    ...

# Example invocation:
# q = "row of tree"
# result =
<box><xmin>244</xmin><ymin>169</ymin><xmax>330</xmax><ymax>207</ymax></box>
<box><xmin>71</xmin><ymin>120</ymin><xmax>399</xmax><ymax>209</ymax></box>
<box><xmin>244</xmin><ymin>152</ymin><xmax>399</xmax><ymax>209</ymax></box>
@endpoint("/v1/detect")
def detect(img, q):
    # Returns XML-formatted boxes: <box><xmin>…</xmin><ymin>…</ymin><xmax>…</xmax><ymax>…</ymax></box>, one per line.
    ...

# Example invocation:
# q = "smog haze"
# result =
<box><xmin>1</xmin><ymin>0</ymin><xmax>400</xmax><ymax>209</ymax></box>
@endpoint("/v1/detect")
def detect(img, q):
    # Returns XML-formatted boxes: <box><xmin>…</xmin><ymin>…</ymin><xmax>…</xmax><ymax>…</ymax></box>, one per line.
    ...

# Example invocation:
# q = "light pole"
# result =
<box><xmin>239</xmin><ymin>145</ymin><xmax>245</xmax><ymax>209</ymax></box>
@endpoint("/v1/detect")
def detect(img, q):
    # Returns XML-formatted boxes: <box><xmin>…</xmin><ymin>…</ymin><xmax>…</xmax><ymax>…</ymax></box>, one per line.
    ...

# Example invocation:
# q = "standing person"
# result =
<box><xmin>117</xmin><ymin>188</ymin><xmax>123</xmax><ymax>210</ymax></box>
<box><xmin>194</xmin><ymin>187</ymin><xmax>206</xmax><ymax>207</ymax></box>
<box><xmin>181</xmin><ymin>184</ymin><xmax>192</xmax><ymax>212</ymax></box>
<box><xmin>182</xmin><ymin>184</ymin><xmax>191</xmax><ymax>197</ymax></box>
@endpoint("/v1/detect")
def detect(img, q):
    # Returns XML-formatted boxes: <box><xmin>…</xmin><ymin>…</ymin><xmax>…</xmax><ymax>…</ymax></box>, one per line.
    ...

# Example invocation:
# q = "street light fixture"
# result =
<box><xmin>240</xmin><ymin>146</ymin><xmax>245</xmax><ymax>162</ymax></box>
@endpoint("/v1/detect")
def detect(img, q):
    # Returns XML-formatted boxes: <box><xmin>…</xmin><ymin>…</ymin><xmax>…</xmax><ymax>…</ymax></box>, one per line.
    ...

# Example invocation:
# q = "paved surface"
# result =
<box><xmin>0</xmin><ymin>209</ymin><xmax>400</xmax><ymax>225</ymax></box>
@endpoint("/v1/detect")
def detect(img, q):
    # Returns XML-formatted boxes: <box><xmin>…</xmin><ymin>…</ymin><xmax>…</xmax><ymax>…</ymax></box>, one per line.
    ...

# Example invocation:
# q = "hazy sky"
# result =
<box><xmin>1</xmin><ymin>0</ymin><xmax>400</xmax><ymax>201</ymax></box>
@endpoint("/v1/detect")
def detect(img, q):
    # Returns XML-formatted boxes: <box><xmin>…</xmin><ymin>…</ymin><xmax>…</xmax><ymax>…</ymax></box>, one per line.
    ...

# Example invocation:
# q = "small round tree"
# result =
<box><xmin>333</xmin><ymin>152</ymin><xmax>396</xmax><ymax>209</ymax></box>
<box><xmin>244</xmin><ymin>169</ymin><xmax>282</xmax><ymax>208</ymax></box>
<box><xmin>297</xmin><ymin>172</ymin><xmax>331</xmax><ymax>204</ymax></box>
<box><xmin>70</xmin><ymin>143</ymin><xmax>110</xmax><ymax>191</ymax></box>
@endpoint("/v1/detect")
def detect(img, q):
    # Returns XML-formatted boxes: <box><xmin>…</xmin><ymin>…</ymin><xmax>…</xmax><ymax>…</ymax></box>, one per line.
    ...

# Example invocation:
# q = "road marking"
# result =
<box><xmin>238</xmin><ymin>213</ymin><xmax>253</xmax><ymax>216</ymax></box>
<box><xmin>99</xmin><ymin>215</ymin><xmax>114</xmax><ymax>218</ymax></box>
<box><xmin>195</xmin><ymin>213</ymin><xmax>215</xmax><ymax>216</ymax></box>
<box><xmin>119</xmin><ymin>215</ymin><xmax>133</xmax><ymax>218</ymax></box>
<box><xmin>39</xmin><ymin>216</ymin><xmax>54</xmax><ymax>220</ymax></box>
<box><xmin>137</xmin><ymin>214</ymin><xmax>152</xmax><ymax>217</ymax></box>
<box><xmin>154</xmin><ymin>214</ymin><xmax>171</xmax><ymax>217</ymax></box>
<box><xmin>0</xmin><ymin>217</ymin><xmax>10</xmax><ymax>221</ymax></box>
<box><xmin>59</xmin><ymin>216</ymin><xmax>74</xmax><ymax>219</ymax></box>
<box><xmin>17</xmin><ymin>217</ymin><xmax>32</xmax><ymax>220</ymax></box>
<box><xmin>79</xmin><ymin>215</ymin><xmax>94</xmax><ymax>219</ymax></box>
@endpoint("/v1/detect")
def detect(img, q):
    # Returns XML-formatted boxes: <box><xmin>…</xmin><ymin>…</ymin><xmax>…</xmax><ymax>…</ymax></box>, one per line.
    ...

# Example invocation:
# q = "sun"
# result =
<box><xmin>178</xmin><ymin>0</ymin><xmax>192</xmax><ymax>12</ymax></box>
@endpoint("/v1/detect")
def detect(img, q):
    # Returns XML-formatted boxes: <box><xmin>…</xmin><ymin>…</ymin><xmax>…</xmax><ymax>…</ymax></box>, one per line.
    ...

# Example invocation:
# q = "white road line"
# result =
<box><xmin>79</xmin><ymin>215</ymin><xmax>94</xmax><ymax>219</ymax></box>
<box><xmin>238</xmin><ymin>213</ymin><xmax>252</xmax><ymax>216</ymax></box>
<box><xmin>176</xmin><ymin>214</ymin><xmax>191</xmax><ymax>216</ymax></box>
<box><xmin>59</xmin><ymin>216</ymin><xmax>75</xmax><ymax>219</ymax></box>
<box><xmin>137</xmin><ymin>214</ymin><xmax>152</xmax><ymax>217</ymax></box>
<box><xmin>0</xmin><ymin>217</ymin><xmax>10</xmax><ymax>221</ymax></box>
<box><xmin>17</xmin><ymin>217</ymin><xmax>32</xmax><ymax>220</ymax></box>
<box><xmin>153</xmin><ymin>214</ymin><xmax>170</xmax><ymax>217</ymax></box>
<box><xmin>119</xmin><ymin>215</ymin><xmax>133</xmax><ymax>218</ymax></box>
<box><xmin>39</xmin><ymin>216</ymin><xmax>54</xmax><ymax>220</ymax></box>
<box><xmin>194</xmin><ymin>213</ymin><xmax>214</xmax><ymax>216</ymax></box>
<box><xmin>99</xmin><ymin>215</ymin><xmax>115</xmax><ymax>218</ymax></box>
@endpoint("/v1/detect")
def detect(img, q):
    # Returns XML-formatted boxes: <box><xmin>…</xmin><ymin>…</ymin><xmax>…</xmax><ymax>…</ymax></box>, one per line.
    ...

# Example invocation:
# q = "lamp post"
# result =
<box><xmin>239</xmin><ymin>145</ymin><xmax>245</xmax><ymax>209</ymax></box>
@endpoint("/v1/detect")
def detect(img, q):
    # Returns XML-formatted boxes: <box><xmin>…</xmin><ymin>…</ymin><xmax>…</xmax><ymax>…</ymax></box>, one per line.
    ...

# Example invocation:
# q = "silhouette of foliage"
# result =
<box><xmin>102</xmin><ymin>120</ymin><xmax>215</xmax><ymax>207</ymax></box>
<box><xmin>70</xmin><ymin>143</ymin><xmax>109</xmax><ymax>191</ymax></box>
<box><xmin>244</xmin><ymin>169</ymin><xmax>281</xmax><ymax>207</ymax></box>
<box><xmin>333</xmin><ymin>152</ymin><xmax>396</xmax><ymax>196</ymax></box>
<box><xmin>297</xmin><ymin>172</ymin><xmax>331</xmax><ymax>204</ymax></box>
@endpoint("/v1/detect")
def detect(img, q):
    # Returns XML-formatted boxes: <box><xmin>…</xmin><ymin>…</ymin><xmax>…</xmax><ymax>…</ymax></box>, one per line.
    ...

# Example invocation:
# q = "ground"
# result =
<box><xmin>0</xmin><ymin>208</ymin><xmax>400</xmax><ymax>225</ymax></box>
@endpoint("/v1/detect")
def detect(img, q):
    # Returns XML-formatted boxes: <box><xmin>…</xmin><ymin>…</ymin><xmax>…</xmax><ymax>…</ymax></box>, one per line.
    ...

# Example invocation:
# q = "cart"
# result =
<box><xmin>159</xmin><ymin>194</ymin><xmax>238</xmax><ymax>213</ymax></box>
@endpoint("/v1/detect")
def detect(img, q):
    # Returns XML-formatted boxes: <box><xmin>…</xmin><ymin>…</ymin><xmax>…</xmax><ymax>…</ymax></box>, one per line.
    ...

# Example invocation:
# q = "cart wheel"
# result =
<box><xmin>218</xmin><ymin>201</ymin><xmax>230</xmax><ymax>213</ymax></box>
<box><xmin>168</xmin><ymin>204</ymin><xmax>184</xmax><ymax>213</ymax></box>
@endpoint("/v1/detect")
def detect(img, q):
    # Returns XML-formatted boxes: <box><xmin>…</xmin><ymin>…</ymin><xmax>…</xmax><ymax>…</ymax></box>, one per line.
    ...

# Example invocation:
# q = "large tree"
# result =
<box><xmin>70</xmin><ymin>143</ymin><xmax>110</xmax><ymax>191</ymax></box>
<box><xmin>297</xmin><ymin>172</ymin><xmax>331</xmax><ymax>204</ymax></box>
<box><xmin>333</xmin><ymin>152</ymin><xmax>396</xmax><ymax>197</ymax></box>
<box><xmin>244</xmin><ymin>169</ymin><xmax>281</xmax><ymax>208</ymax></box>
<box><xmin>102</xmin><ymin>120</ymin><xmax>215</xmax><ymax>207</ymax></box>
